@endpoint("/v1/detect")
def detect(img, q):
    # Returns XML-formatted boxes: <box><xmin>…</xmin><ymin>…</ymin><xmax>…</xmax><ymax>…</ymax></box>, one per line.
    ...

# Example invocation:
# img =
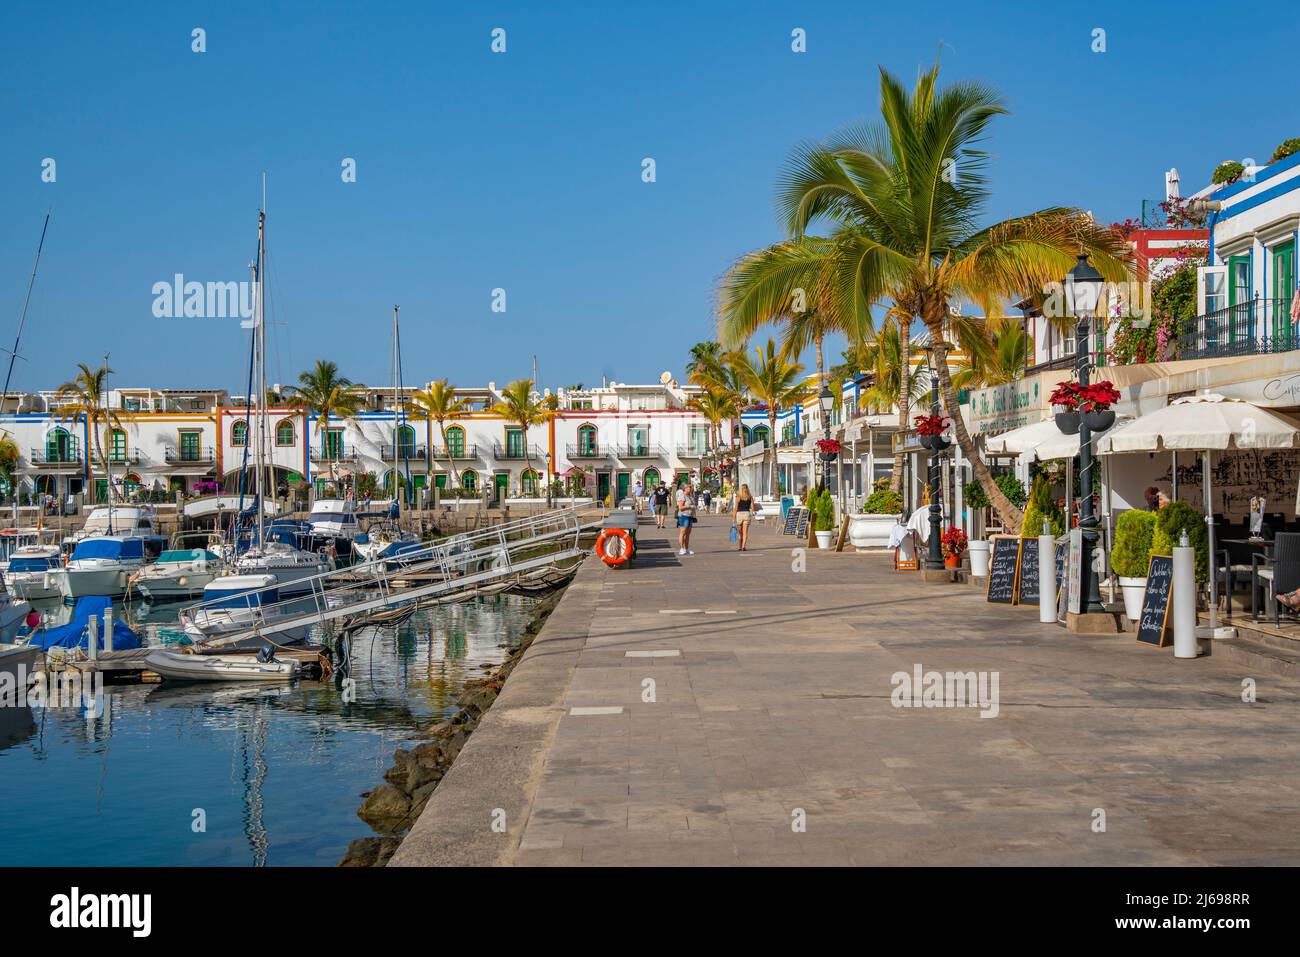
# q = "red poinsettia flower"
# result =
<box><xmin>913</xmin><ymin>414</ymin><xmax>947</xmax><ymax>436</ymax></box>
<box><xmin>941</xmin><ymin>527</ymin><xmax>968</xmax><ymax>556</ymax></box>
<box><xmin>1077</xmin><ymin>381</ymin><xmax>1120</xmax><ymax>411</ymax></box>
<box><xmin>815</xmin><ymin>438</ymin><xmax>841</xmax><ymax>454</ymax></box>
<box><xmin>1049</xmin><ymin>381</ymin><xmax>1081</xmax><ymax>409</ymax></box>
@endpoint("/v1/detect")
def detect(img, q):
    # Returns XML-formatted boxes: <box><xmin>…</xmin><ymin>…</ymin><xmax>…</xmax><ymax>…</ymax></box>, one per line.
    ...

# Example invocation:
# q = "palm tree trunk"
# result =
<box><xmin>815</xmin><ymin>335</ymin><xmax>825</xmax><ymax>386</ymax></box>
<box><xmin>923</xmin><ymin>306</ymin><xmax>1025</xmax><ymax>533</ymax></box>
<box><xmin>91</xmin><ymin>419</ymin><xmax>115</xmax><ymax>503</ymax></box>
<box><xmin>890</xmin><ymin>316</ymin><xmax>909</xmax><ymax>493</ymax></box>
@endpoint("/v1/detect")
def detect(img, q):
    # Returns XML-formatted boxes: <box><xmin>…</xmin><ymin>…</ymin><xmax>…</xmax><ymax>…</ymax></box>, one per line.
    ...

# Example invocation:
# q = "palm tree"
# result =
<box><xmin>411</xmin><ymin>379</ymin><xmax>470</xmax><ymax>488</ymax></box>
<box><xmin>688</xmin><ymin>388</ymin><xmax>734</xmax><ymax>459</ymax></box>
<box><xmin>490</xmin><ymin>379</ymin><xmax>553</xmax><ymax>488</ymax></box>
<box><xmin>734</xmin><ymin>338</ymin><xmax>808</xmax><ymax>496</ymax></box>
<box><xmin>283</xmin><ymin>360</ymin><xmax>366</xmax><ymax>469</ymax></box>
<box><xmin>55</xmin><ymin>362</ymin><xmax>124</xmax><ymax>502</ymax></box>
<box><xmin>717</xmin><ymin>234</ymin><xmax>872</xmax><ymax>388</ymax></box>
<box><xmin>779</xmin><ymin>62</ymin><xmax>1132</xmax><ymax>531</ymax></box>
<box><xmin>687</xmin><ymin>346</ymin><xmax>749</xmax><ymax>459</ymax></box>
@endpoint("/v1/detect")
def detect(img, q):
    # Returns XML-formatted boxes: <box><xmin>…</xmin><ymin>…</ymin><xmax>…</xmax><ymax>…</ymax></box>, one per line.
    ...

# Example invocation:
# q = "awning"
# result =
<box><xmin>1097</xmin><ymin>394</ymin><xmax>1300</xmax><ymax>453</ymax></box>
<box><xmin>986</xmin><ymin>414</ymin><xmax>1133</xmax><ymax>460</ymax></box>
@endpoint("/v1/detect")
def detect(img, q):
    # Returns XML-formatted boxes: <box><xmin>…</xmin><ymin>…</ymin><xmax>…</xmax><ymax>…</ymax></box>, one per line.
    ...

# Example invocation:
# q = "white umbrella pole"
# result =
<box><xmin>1103</xmin><ymin>456</ymin><xmax>1115</xmax><ymax>604</ymax></box>
<box><xmin>1066</xmin><ymin>459</ymin><xmax>1073</xmax><ymax>534</ymax></box>
<box><xmin>1205</xmin><ymin>450</ymin><xmax>1218</xmax><ymax>633</ymax></box>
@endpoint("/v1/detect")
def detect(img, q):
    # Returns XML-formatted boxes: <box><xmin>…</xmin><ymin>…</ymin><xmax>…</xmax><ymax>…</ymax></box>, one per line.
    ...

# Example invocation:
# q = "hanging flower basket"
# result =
<box><xmin>914</xmin><ymin>414</ymin><xmax>950</xmax><ymax>450</ymax></box>
<box><xmin>815</xmin><ymin>438</ymin><xmax>840</xmax><ymax>462</ymax></box>
<box><xmin>1054</xmin><ymin>411</ymin><xmax>1081</xmax><ymax>435</ymax></box>
<box><xmin>1082</xmin><ymin>409</ymin><xmax>1116</xmax><ymax>432</ymax></box>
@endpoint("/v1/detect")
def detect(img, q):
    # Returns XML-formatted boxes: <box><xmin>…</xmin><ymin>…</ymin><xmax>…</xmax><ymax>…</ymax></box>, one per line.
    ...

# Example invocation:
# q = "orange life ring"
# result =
<box><xmin>595</xmin><ymin>528</ymin><xmax>633</xmax><ymax>567</ymax></box>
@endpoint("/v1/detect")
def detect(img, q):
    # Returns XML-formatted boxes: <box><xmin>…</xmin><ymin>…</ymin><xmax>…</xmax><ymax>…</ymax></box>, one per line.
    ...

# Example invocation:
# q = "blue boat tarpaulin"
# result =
<box><xmin>27</xmin><ymin>597</ymin><xmax>143</xmax><ymax>651</ymax></box>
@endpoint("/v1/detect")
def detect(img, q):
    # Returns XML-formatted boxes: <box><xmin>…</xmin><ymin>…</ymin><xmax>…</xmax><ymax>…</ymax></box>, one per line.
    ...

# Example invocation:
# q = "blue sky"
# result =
<box><xmin>1</xmin><ymin>1</ymin><xmax>1292</xmax><ymax>394</ymax></box>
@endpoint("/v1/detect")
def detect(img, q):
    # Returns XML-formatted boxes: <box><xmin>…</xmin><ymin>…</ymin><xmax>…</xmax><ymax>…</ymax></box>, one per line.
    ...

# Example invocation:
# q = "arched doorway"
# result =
<box><xmin>642</xmin><ymin>467</ymin><xmax>661</xmax><ymax>488</ymax></box>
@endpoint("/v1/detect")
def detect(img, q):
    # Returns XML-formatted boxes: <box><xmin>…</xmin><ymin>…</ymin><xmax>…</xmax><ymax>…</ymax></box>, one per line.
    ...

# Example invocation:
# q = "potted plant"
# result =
<box><xmin>1151</xmin><ymin>500</ymin><xmax>1209</xmax><ymax>582</ymax></box>
<box><xmin>1111</xmin><ymin>509</ymin><xmax>1156</xmax><ymax>621</ymax></box>
<box><xmin>811</xmin><ymin>487</ymin><xmax>836</xmax><ymax>549</ymax></box>
<box><xmin>1050</xmin><ymin>381</ymin><xmax>1081</xmax><ymax>435</ymax></box>
<box><xmin>1078</xmin><ymin>381</ymin><xmax>1120</xmax><ymax>432</ymax></box>
<box><xmin>914</xmin><ymin>414</ymin><xmax>949</xmax><ymax>450</ymax></box>
<box><xmin>850</xmin><ymin>482</ymin><xmax>904</xmax><ymax>550</ymax></box>
<box><xmin>815</xmin><ymin>438</ymin><xmax>841</xmax><ymax>461</ymax></box>
<box><xmin>941</xmin><ymin>527</ymin><xmax>967</xmax><ymax>569</ymax></box>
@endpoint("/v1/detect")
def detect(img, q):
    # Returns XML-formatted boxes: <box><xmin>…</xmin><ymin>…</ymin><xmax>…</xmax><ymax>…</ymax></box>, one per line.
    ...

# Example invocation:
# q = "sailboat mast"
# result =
<box><xmin>255</xmin><ymin>210</ymin><xmax>267</xmax><ymax>549</ymax></box>
<box><xmin>392</xmin><ymin>304</ymin><xmax>399</xmax><ymax>505</ymax></box>
<box><xmin>103</xmin><ymin>351</ymin><xmax>113</xmax><ymax>534</ymax></box>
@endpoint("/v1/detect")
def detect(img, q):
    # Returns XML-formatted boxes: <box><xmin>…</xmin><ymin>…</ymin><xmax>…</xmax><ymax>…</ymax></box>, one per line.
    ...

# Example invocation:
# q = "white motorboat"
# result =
<box><xmin>134</xmin><ymin>547</ymin><xmax>225</xmax><ymax>601</ymax></box>
<box><xmin>55</xmin><ymin>536</ymin><xmax>154</xmax><ymax>599</ymax></box>
<box><xmin>0</xmin><ymin>643</ymin><xmax>41</xmax><ymax>737</ymax></box>
<box><xmin>308</xmin><ymin>499</ymin><xmax>359</xmax><ymax>556</ymax></box>
<box><xmin>179</xmin><ymin>574</ymin><xmax>310</xmax><ymax>645</ymax></box>
<box><xmin>353</xmin><ymin>521</ymin><xmax>420</xmax><ymax>565</ymax></box>
<box><xmin>234</xmin><ymin>542</ymin><xmax>331</xmax><ymax>596</ymax></box>
<box><xmin>63</xmin><ymin>505</ymin><xmax>163</xmax><ymax>547</ymax></box>
<box><xmin>2</xmin><ymin>544</ymin><xmax>63</xmax><ymax>601</ymax></box>
<box><xmin>144</xmin><ymin>649</ymin><xmax>301</xmax><ymax>683</ymax></box>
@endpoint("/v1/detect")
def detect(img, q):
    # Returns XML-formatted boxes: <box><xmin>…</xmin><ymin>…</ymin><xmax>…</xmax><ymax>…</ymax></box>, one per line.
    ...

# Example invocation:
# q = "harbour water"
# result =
<box><xmin>0</xmin><ymin>594</ymin><xmax>534</xmax><ymax>866</ymax></box>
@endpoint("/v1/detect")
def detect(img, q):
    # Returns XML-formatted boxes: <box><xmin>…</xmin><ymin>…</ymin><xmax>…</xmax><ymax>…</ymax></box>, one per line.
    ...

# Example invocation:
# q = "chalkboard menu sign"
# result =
<box><xmin>1136</xmin><ymin>554</ymin><xmax>1175</xmax><ymax>647</ymax></box>
<box><xmin>783</xmin><ymin>506</ymin><xmax>810</xmax><ymax>538</ymax></box>
<box><xmin>1054</xmin><ymin>541</ymin><xmax>1068</xmax><ymax>599</ymax></box>
<box><xmin>1017</xmin><ymin>536</ymin><xmax>1041</xmax><ymax>604</ymax></box>
<box><xmin>986</xmin><ymin>536</ymin><xmax>1019</xmax><ymax>604</ymax></box>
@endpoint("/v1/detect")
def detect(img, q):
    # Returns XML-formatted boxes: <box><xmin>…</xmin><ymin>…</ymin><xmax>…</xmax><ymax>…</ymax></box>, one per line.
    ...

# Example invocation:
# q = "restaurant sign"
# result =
<box><xmin>968</xmin><ymin>377</ymin><xmax>1044</xmax><ymax>435</ymax></box>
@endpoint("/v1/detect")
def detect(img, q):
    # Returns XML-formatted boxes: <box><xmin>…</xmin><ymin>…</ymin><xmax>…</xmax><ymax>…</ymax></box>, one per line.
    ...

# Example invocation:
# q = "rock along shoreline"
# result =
<box><xmin>337</xmin><ymin>587</ymin><xmax>568</xmax><ymax>867</ymax></box>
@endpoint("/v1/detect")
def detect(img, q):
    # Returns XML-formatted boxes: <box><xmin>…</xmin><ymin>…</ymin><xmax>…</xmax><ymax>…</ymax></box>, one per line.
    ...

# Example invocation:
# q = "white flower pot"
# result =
<box><xmin>1119</xmin><ymin>576</ymin><xmax>1147</xmax><ymax>621</ymax></box>
<box><xmin>968</xmin><ymin>539</ymin><xmax>991</xmax><ymax>577</ymax></box>
<box><xmin>847</xmin><ymin>513</ymin><xmax>898</xmax><ymax>550</ymax></box>
<box><xmin>815</xmin><ymin>531</ymin><xmax>834</xmax><ymax>549</ymax></box>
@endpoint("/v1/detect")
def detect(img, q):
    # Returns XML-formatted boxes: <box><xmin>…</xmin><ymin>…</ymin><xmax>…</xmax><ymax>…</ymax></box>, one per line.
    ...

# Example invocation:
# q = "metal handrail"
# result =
<box><xmin>180</xmin><ymin>504</ymin><xmax>595</xmax><ymax>639</ymax></box>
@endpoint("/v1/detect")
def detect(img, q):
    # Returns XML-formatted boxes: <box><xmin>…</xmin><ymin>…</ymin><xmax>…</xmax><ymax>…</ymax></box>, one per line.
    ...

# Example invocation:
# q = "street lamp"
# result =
<box><xmin>1062</xmin><ymin>252</ymin><xmax>1106</xmax><ymax>614</ymax></box>
<box><xmin>924</xmin><ymin>341</ymin><xmax>951</xmax><ymax>571</ymax></box>
<box><xmin>817</xmin><ymin>382</ymin><xmax>836</xmax><ymax>491</ymax></box>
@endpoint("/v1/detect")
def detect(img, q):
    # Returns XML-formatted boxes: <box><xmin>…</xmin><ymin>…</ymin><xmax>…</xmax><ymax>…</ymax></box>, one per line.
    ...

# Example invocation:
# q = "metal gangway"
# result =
<box><xmin>183</xmin><ymin>505</ymin><xmax>600</xmax><ymax>648</ymax></box>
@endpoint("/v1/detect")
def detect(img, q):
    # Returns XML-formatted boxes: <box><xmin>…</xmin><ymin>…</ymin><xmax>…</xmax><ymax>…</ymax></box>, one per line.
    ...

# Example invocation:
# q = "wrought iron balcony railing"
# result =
<box><xmin>1177</xmin><ymin>297</ymin><xmax>1298</xmax><ymax>360</ymax></box>
<box><xmin>492</xmin><ymin>442</ymin><xmax>544</xmax><ymax>461</ymax></box>
<box><xmin>615</xmin><ymin>443</ymin><xmax>664</xmax><ymax>459</ymax></box>
<box><xmin>164</xmin><ymin>448</ymin><xmax>216</xmax><ymax>465</ymax></box>
<box><xmin>675</xmin><ymin>445</ymin><xmax>709</xmax><ymax>459</ymax></box>
<box><xmin>565</xmin><ymin>442</ymin><xmax>606</xmax><ymax>459</ymax></box>
<box><xmin>380</xmin><ymin>443</ymin><xmax>426</xmax><ymax>461</ymax></box>
<box><xmin>430</xmin><ymin>443</ymin><xmax>477</xmax><ymax>461</ymax></box>
<box><xmin>28</xmin><ymin>447</ymin><xmax>83</xmax><ymax>466</ymax></box>
<box><xmin>310</xmin><ymin>446</ymin><xmax>358</xmax><ymax>462</ymax></box>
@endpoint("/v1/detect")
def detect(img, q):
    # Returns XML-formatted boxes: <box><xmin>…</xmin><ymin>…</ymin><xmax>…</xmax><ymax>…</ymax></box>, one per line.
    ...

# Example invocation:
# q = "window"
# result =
<box><xmin>46</xmin><ymin>428</ymin><xmax>73</xmax><ymax>462</ymax></box>
<box><xmin>275</xmin><ymin>419</ymin><xmax>295</xmax><ymax>446</ymax></box>
<box><xmin>505</xmin><ymin>428</ymin><xmax>526</xmax><ymax>458</ymax></box>
<box><xmin>627</xmin><ymin>426</ymin><xmax>648</xmax><ymax>456</ymax></box>
<box><xmin>521</xmin><ymin>468</ymin><xmax>539</xmax><ymax>495</ymax></box>
<box><xmin>751</xmin><ymin>425</ymin><xmax>770</xmax><ymax>448</ymax></box>
<box><xmin>323</xmin><ymin>429</ymin><xmax>344</xmax><ymax>459</ymax></box>
<box><xmin>446</xmin><ymin>425</ymin><xmax>466</xmax><ymax>457</ymax></box>
<box><xmin>108</xmin><ymin>429</ymin><xmax>127</xmax><ymax>463</ymax></box>
<box><xmin>231</xmin><ymin>421</ymin><xmax>248</xmax><ymax>446</ymax></box>
<box><xmin>688</xmin><ymin>425</ymin><xmax>708</xmax><ymax>455</ymax></box>
<box><xmin>179</xmin><ymin>430</ymin><xmax>201</xmax><ymax>462</ymax></box>
<box><xmin>577</xmin><ymin>424</ymin><xmax>598</xmax><ymax>455</ymax></box>
<box><xmin>395</xmin><ymin>424</ymin><xmax>416</xmax><ymax>458</ymax></box>
<box><xmin>460</xmin><ymin>468</ymin><xmax>478</xmax><ymax>491</ymax></box>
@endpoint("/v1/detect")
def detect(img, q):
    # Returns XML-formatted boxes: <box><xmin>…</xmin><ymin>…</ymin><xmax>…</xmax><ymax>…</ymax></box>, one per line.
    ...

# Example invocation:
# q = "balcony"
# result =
<box><xmin>676</xmin><ymin>445</ymin><xmax>709</xmax><ymax>459</ymax></box>
<box><xmin>492</xmin><ymin>442</ymin><xmax>544</xmax><ymax>461</ymax></box>
<box><xmin>1178</xmin><ymin>297</ymin><xmax>1298</xmax><ymax>360</ymax></box>
<box><xmin>380</xmin><ymin>443</ymin><xmax>426</xmax><ymax>461</ymax></box>
<box><xmin>431</xmin><ymin>443</ymin><xmax>478</xmax><ymax>461</ymax></box>
<box><xmin>310</xmin><ymin>446</ymin><xmax>358</xmax><ymax>462</ymax></box>
<box><xmin>105</xmin><ymin>451</ymin><xmax>143</xmax><ymax>466</ymax></box>
<box><xmin>566</xmin><ymin>442</ymin><xmax>606</xmax><ymax>459</ymax></box>
<box><xmin>164</xmin><ymin>449</ymin><xmax>216</xmax><ymax>465</ymax></box>
<box><xmin>615</xmin><ymin>444</ymin><xmax>664</xmax><ymax>459</ymax></box>
<box><xmin>27</xmin><ymin>447</ymin><xmax>83</xmax><ymax>468</ymax></box>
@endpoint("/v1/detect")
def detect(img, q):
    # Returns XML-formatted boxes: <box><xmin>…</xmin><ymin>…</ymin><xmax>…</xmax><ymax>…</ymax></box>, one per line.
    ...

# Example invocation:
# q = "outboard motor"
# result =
<box><xmin>256</xmin><ymin>644</ymin><xmax>277</xmax><ymax>663</ymax></box>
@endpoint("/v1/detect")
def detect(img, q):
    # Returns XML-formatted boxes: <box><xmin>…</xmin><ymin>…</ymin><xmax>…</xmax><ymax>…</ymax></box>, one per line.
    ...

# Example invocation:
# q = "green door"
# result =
<box><xmin>616</xmin><ymin>472</ymin><xmax>630</xmax><ymax>503</ymax></box>
<box><xmin>180</xmin><ymin>430</ymin><xmax>201</xmax><ymax>462</ymax></box>
<box><xmin>596</xmin><ymin>471</ymin><xmax>610</xmax><ymax>503</ymax></box>
<box><xmin>1227</xmin><ymin>254</ymin><xmax>1250</xmax><ymax>345</ymax></box>
<box><xmin>494</xmin><ymin>473</ymin><xmax>509</xmax><ymax>501</ymax></box>
<box><xmin>1273</xmin><ymin>241</ymin><xmax>1295</xmax><ymax>345</ymax></box>
<box><xmin>434</xmin><ymin>474</ymin><xmax>447</xmax><ymax>490</ymax></box>
<box><xmin>505</xmin><ymin>428</ymin><xmax>526</xmax><ymax>458</ymax></box>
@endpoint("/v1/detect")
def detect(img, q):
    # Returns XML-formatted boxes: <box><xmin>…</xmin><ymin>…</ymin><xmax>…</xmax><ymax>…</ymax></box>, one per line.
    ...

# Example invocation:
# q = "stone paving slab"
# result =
<box><xmin>394</xmin><ymin>511</ymin><xmax>1300</xmax><ymax>866</ymax></box>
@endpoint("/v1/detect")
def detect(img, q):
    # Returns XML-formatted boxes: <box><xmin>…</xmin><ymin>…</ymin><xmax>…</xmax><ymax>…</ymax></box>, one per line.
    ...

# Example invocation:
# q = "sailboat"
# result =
<box><xmin>216</xmin><ymin>206</ymin><xmax>331</xmax><ymax>599</ymax></box>
<box><xmin>354</xmin><ymin>305</ymin><xmax>418</xmax><ymax>564</ymax></box>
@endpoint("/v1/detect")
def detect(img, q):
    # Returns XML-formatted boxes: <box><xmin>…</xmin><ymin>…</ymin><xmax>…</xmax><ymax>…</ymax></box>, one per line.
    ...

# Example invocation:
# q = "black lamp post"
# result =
<box><xmin>1062</xmin><ymin>252</ymin><xmax>1106</xmax><ymax>614</ymax></box>
<box><xmin>817</xmin><ymin>383</ymin><xmax>836</xmax><ymax>491</ymax></box>
<box><xmin>924</xmin><ymin>342</ymin><xmax>948</xmax><ymax>571</ymax></box>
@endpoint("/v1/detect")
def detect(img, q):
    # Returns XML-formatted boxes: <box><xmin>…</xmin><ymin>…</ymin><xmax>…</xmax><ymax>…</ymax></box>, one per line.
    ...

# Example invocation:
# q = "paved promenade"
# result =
<box><xmin>392</xmin><ymin>511</ymin><xmax>1300</xmax><ymax>866</ymax></box>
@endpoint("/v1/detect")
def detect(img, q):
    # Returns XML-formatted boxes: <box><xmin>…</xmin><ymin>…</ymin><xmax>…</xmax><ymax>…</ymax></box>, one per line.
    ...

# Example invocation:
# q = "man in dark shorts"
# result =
<box><xmin>652</xmin><ymin>482</ymin><xmax>670</xmax><ymax>528</ymax></box>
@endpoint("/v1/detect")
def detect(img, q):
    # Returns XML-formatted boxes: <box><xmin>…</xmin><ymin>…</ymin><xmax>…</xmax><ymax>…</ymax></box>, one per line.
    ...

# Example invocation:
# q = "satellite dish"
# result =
<box><xmin>659</xmin><ymin>371</ymin><xmax>672</xmax><ymax>384</ymax></box>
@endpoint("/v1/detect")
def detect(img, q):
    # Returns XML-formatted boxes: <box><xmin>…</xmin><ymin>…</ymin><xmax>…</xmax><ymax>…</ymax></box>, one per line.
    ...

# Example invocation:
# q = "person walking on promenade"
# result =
<box><xmin>732</xmin><ymin>483</ymin><xmax>756</xmax><ymax>551</ymax></box>
<box><xmin>676</xmin><ymin>482</ymin><xmax>697</xmax><ymax>556</ymax></box>
<box><xmin>652</xmin><ymin>482</ymin><xmax>670</xmax><ymax>529</ymax></box>
<box><xmin>633</xmin><ymin>480</ymin><xmax>645</xmax><ymax>515</ymax></box>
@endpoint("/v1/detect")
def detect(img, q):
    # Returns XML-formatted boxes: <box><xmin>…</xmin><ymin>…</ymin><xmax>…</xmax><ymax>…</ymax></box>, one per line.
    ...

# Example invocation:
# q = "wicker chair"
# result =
<box><xmin>1251</xmin><ymin>532</ymin><xmax>1300</xmax><ymax>626</ymax></box>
